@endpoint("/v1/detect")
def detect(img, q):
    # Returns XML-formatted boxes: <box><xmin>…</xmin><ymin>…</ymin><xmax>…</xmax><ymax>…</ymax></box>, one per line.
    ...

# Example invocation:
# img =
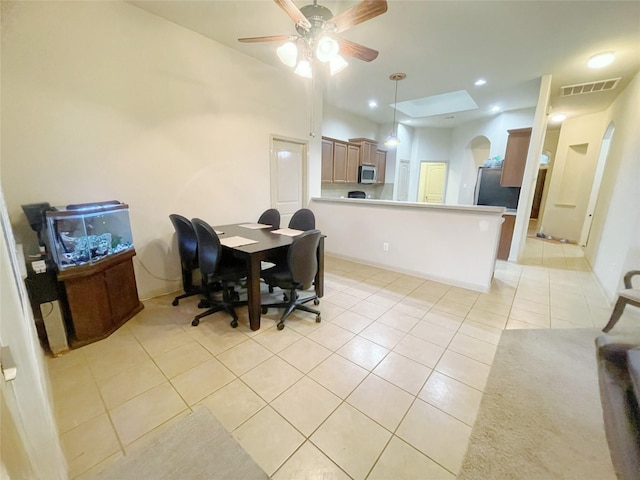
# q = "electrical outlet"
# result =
<box><xmin>383</xmin><ymin>242</ymin><xmax>389</xmax><ymax>251</ymax></box>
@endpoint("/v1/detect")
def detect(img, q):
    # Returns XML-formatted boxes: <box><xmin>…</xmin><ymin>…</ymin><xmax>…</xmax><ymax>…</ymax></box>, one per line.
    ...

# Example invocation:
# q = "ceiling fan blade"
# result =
<box><xmin>329</xmin><ymin>0</ymin><xmax>388</xmax><ymax>33</ymax></box>
<box><xmin>337</xmin><ymin>38</ymin><xmax>379</xmax><ymax>62</ymax></box>
<box><xmin>274</xmin><ymin>0</ymin><xmax>311</xmax><ymax>29</ymax></box>
<box><xmin>238</xmin><ymin>35</ymin><xmax>294</xmax><ymax>43</ymax></box>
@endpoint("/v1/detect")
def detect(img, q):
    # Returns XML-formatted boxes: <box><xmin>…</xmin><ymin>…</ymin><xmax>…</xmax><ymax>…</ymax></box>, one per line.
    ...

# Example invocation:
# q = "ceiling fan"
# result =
<box><xmin>238</xmin><ymin>0</ymin><xmax>387</xmax><ymax>75</ymax></box>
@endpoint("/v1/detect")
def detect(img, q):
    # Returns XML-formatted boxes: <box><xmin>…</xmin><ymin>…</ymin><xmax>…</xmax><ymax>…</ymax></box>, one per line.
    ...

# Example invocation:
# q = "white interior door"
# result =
<box><xmin>0</xmin><ymin>188</ymin><xmax>67</xmax><ymax>479</ymax></box>
<box><xmin>397</xmin><ymin>160</ymin><xmax>410</xmax><ymax>201</ymax></box>
<box><xmin>579</xmin><ymin>123</ymin><xmax>614</xmax><ymax>246</ymax></box>
<box><xmin>270</xmin><ymin>138</ymin><xmax>307</xmax><ymax>227</ymax></box>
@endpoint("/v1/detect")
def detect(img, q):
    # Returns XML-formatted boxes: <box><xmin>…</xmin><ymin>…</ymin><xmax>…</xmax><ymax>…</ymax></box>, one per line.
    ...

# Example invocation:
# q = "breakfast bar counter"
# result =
<box><xmin>309</xmin><ymin>197</ymin><xmax>506</xmax><ymax>292</ymax></box>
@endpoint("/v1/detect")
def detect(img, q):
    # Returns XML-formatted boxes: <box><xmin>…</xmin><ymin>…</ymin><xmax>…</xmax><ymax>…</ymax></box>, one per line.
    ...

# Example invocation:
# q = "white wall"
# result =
<box><xmin>408</xmin><ymin>127</ymin><xmax>452</xmax><ymax>202</ymax></box>
<box><xmin>539</xmin><ymin>112</ymin><xmax>605</xmax><ymax>241</ymax></box>
<box><xmin>310</xmin><ymin>199</ymin><xmax>504</xmax><ymax>292</ymax></box>
<box><xmin>1</xmin><ymin>1</ymin><xmax>311</xmax><ymax>299</ymax></box>
<box><xmin>322</xmin><ymin>103</ymin><xmax>380</xmax><ymax>141</ymax></box>
<box><xmin>448</xmin><ymin>108</ymin><xmax>535</xmax><ymax>205</ymax></box>
<box><xmin>584</xmin><ymin>72</ymin><xmax>640</xmax><ymax>301</ymax></box>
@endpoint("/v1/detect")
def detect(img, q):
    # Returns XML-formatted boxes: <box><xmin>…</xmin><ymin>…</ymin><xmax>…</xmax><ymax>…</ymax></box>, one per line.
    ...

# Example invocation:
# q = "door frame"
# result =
<box><xmin>0</xmin><ymin>187</ymin><xmax>67</xmax><ymax>479</ymax></box>
<box><xmin>269</xmin><ymin>135</ymin><xmax>309</xmax><ymax>211</ymax></box>
<box><xmin>578</xmin><ymin>122</ymin><xmax>614</xmax><ymax>246</ymax></box>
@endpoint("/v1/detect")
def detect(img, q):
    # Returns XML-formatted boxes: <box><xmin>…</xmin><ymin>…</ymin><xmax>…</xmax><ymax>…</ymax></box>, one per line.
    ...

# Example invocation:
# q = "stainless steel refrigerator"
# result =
<box><xmin>474</xmin><ymin>167</ymin><xmax>520</xmax><ymax>209</ymax></box>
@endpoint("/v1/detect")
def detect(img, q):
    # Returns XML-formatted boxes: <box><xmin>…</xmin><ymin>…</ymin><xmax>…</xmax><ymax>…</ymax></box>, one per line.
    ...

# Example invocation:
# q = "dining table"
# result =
<box><xmin>212</xmin><ymin>222</ymin><xmax>324</xmax><ymax>331</ymax></box>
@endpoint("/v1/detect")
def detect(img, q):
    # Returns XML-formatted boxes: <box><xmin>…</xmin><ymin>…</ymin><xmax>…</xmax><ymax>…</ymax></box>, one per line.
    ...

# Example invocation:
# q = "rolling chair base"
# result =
<box><xmin>172</xmin><ymin>288</ymin><xmax>202</xmax><ymax>306</ymax></box>
<box><xmin>262</xmin><ymin>291</ymin><xmax>321</xmax><ymax>330</ymax></box>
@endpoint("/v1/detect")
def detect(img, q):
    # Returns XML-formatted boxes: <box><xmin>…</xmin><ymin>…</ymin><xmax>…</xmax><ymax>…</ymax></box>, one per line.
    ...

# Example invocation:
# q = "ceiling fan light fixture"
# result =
<box><xmin>316</xmin><ymin>36</ymin><xmax>339</xmax><ymax>63</ymax></box>
<box><xmin>294</xmin><ymin>59</ymin><xmax>313</xmax><ymax>78</ymax></box>
<box><xmin>329</xmin><ymin>55</ymin><xmax>348</xmax><ymax>76</ymax></box>
<box><xmin>276</xmin><ymin>41</ymin><xmax>298</xmax><ymax>67</ymax></box>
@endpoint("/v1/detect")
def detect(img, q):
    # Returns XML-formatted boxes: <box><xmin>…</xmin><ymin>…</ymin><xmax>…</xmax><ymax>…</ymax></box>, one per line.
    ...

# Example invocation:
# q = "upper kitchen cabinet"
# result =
<box><xmin>321</xmin><ymin>138</ymin><xmax>334</xmax><ymax>183</ymax></box>
<box><xmin>376</xmin><ymin>149</ymin><xmax>387</xmax><ymax>184</ymax></box>
<box><xmin>322</xmin><ymin>137</ymin><xmax>360</xmax><ymax>183</ymax></box>
<box><xmin>501</xmin><ymin>127</ymin><xmax>532</xmax><ymax>187</ymax></box>
<box><xmin>349</xmin><ymin>138</ymin><xmax>379</xmax><ymax>166</ymax></box>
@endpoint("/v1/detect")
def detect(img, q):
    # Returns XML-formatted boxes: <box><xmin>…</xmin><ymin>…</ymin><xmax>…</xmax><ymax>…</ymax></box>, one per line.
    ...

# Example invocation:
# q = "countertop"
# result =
<box><xmin>311</xmin><ymin>197</ymin><xmax>506</xmax><ymax>215</ymax></box>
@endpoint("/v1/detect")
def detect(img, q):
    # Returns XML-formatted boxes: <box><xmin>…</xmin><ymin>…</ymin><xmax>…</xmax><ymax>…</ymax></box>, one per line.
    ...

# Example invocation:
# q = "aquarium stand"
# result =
<box><xmin>57</xmin><ymin>249</ymin><xmax>143</xmax><ymax>347</ymax></box>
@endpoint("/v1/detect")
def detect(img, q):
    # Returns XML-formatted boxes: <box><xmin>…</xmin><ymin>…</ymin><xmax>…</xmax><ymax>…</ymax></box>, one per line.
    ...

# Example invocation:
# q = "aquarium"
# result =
<box><xmin>44</xmin><ymin>201</ymin><xmax>134</xmax><ymax>271</ymax></box>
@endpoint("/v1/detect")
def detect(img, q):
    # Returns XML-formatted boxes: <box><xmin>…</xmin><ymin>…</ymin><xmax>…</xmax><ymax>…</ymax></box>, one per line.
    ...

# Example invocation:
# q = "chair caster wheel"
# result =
<box><xmin>315</xmin><ymin>315</ymin><xmax>321</xmax><ymax>323</ymax></box>
<box><xmin>191</xmin><ymin>319</ymin><xmax>200</xmax><ymax>326</ymax></box>
<box><xmin>277</xmin><ymin>323</ymin><xmax>284</xmax><ymax>331</ymax></box>
<box><xmin>313</xmin><ymin>299</ymin><xmax>320</xmax><ymax>305</ymax></box>
<box><xmin>262</xmin><ymin>307</ymin><xmax>268</xmax><ymax>314</ymax></box>
<box><xmin>172</xmin><ymin>299</ymin><xmax>179</xmax><ymax>306</ymax></box>
<box><xmin>230</xmin><ymin>319</ymin><xmax>238</xmax><ymax>328</ymax></box>
<box><xmin>197</xmin><ymin>300</ymin><xmax>209</xmax><ymax>309</ymax></box>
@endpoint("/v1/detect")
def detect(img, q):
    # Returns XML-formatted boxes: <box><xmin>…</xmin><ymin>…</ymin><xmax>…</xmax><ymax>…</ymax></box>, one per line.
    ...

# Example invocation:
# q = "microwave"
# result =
<box><xmin>358</xmin><ymin>165</ymin><xmax>377</xmax><ymax>184</ymax></box>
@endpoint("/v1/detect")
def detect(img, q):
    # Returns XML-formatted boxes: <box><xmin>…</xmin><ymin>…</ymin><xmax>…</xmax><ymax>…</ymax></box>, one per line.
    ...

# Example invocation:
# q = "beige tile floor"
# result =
<box><xmin>47</xmin><ymin>236</ymin><xmax>640</xmax><ymax>479</ymax></box>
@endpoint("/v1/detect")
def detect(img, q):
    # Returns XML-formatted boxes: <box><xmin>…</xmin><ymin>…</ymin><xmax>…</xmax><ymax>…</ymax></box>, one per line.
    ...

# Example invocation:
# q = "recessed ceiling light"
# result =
<box><xmin>368</xmin><ymin>100</ymin><xmax>378</xmax><ymax>108</ymax></box>
<box><xmin>550</xmin><ymin>113</ymin><xmax>567</xmax><ymax>122</ymax></box>
<box><xmin>588</xmin><ymin>52</ymin><xmax>615</xmax><ymax>69</ymax></box>
<box><xmin>491</xmin><ymin>106</ymin><xmax>501</xmax><ymax>113</ymax></box>
<box><xmin>474</xmin><ymin>79</ymin><xmax>487</xmax><ymax>86</ymax></box>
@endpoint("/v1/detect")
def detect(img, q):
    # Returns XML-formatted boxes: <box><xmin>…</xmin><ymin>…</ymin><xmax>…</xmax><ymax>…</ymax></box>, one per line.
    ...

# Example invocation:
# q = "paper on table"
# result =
<box><xmin>238</xmin><ymin>223</ymin><xmax>272</xmax><ymax>229</ymax></box>
<box><xmin>272</xmin><ymin>228</ymin><xmax>304</xmax><ymax>237</ymax></box>
<box><xmin>220</xmin><ymin>236</ymin><xmax>259</xmax><ymax>248</ymax></box>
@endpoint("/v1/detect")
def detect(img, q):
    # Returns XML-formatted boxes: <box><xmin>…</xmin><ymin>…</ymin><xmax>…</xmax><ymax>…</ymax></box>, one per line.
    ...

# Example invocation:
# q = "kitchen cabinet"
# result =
<box><xmin>321</xmin><ymin>138</ymin><xmax>333</xmax><ymax>183</ymax></box>
<box><xmin>346</xmin><ymin>144</ymin><xmax>360</xmax><ymax>183</ymax></box>
<box><xmin>322</xmin><ymin>137</ymin><xmax>361</xmax><ymax>183</ymax></box>
<box><xmin>349</xmin><ymin>138</ymin><xmax>379</xmax><ymax>166</ymax></box>
<box><xmin>497</xmin><ymin>214</ymin><xmax>516</xmax><ymax>260</ymax></box>
<box><xmin>376</xmin><ymin>150</ymin><xmax>387</xmax><ymax>184</ymax></box>
<box><xmin>333</xmin><ymin>141</ymin><xmax>348</xmax><ymax>182</ymax></box>
<box><xmin>501</xmin><ymin>127</ymin><xmax>532</xmax><ymax>187</ymax></box>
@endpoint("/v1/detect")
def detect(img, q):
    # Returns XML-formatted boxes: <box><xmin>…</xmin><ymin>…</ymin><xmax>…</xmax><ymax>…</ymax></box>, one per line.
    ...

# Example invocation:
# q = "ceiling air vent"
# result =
<box><xmin>561</xmin><ymin>78</ymin><xmax>621</xmax><ymax>96</ymax></box>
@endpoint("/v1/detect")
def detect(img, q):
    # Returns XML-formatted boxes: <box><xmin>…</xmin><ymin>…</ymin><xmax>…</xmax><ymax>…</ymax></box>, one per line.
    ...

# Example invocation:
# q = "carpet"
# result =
<box><xmin>96</xmin><ymin>407</ymin><xmax>268</xmax><ymax>480</ymax></box>
<box><xmin>458</xmin><ymin>328</ymin><xmax>616</xmax><ymax>480</ymax></box>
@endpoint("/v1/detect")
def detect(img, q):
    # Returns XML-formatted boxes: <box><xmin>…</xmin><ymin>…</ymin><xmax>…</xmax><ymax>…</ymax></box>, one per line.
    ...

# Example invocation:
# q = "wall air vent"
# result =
<box><xmin>561</xmin><ymin>78</ymin><xmax>621</xmax><ymax>96</ymax></box>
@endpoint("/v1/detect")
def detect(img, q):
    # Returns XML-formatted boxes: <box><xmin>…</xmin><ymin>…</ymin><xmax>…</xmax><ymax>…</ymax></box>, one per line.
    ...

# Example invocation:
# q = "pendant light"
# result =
<box><xmin>384</xmin><ymin>73</ymin><xmax>406</xmax><ymax>146</ymax></box>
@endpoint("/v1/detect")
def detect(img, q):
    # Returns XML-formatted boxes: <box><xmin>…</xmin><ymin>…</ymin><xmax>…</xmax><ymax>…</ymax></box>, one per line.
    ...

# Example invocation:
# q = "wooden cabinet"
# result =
<box><xmin>333</xmin><ymin>141</ymin><xmax>348</xmax><ymax>182</ymax></box>
<box><xmin>58</xmin><ymin>250</ymin><xmax>143</xmax><ymax>347</ymax></box>
<box><xmin>376</xmin><ymin>150</ymin><xmax>387</xmax><ymax>184</ymax></box>
<box><xmin>346</xmin><ymin>144</ymin><xmax>360</xmax><ymax>183</ymax></box>
<box><xmin>497</xmin><ymin>214</ymin><xmax>516</xmax><ymax>260</ymax></box>
<box><xmin>321</xmin><ymin>138</ymin><xmax>333</xmax><ymax>183</ymax></box>
<box><xmin>501</xmin><ymin>127</ymin><xmax>532</xmax><ymax>187</ymax></box>
<box><xmin>349</xmin><ymin>138</ymin><xmax>379</xmax><ymax>166</ymax></box>
<box><xmin>322</xmin><ymin>136</ymin><xmax>360</xmax><ymax>183</ymax></box>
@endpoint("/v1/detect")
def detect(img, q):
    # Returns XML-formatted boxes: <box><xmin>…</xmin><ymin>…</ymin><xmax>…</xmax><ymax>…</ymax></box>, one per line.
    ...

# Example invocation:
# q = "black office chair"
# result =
<box><xmin>288</xmin><ymin>208</ymin><xmax>315</xmax><ymax>231</ymax></box>
<box><xmin>261</xmin><ymin>229</ymin><xmax>321</xmax><ymax>330</ymax></box>
<box><xmin>169</xmin><ymin>214</ymin><xmax>203</xmax><ymax>306</ymax></box>
<box><xmin>258</xmin><ymin>208</ymin><xmax>280</xmax><ymax>228</ymax></box>
<box><xmin>191</xmin><ymin>218</ymin><xmax>247</xmax><ymax>328</ymax></box>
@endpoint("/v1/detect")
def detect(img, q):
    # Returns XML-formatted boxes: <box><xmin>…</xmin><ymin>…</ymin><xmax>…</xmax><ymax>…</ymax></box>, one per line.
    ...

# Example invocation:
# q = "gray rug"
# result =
<box><xmin>459</xmin><ymin>328</ymin><xmax>616</xmax><ymax>480</ymax></box>
<box><xmin>96</xmin><ymin>408</ymin><xmax>268</xmax><ymax>480</ymax></box>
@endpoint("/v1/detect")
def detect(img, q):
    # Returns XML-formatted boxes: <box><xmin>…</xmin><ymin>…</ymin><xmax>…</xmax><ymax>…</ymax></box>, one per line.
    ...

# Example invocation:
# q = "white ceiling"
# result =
<box><xmin>130</xmin><ymin>0</ymin><xmax>640</xmax><ymax>128</ymax></box>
